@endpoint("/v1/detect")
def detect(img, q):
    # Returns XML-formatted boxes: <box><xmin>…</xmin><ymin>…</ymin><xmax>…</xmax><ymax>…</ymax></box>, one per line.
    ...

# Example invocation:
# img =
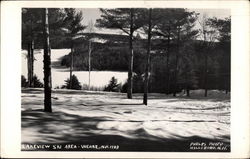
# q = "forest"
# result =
<box><xmin>22</xmin><ymin>8</ymin><xmax>230</xmax><ymax>99</ymax></box>
<box><xmin>21</xmin><ymin>8</ymin><xmax>231</xmax><ymax>151</ymax></box>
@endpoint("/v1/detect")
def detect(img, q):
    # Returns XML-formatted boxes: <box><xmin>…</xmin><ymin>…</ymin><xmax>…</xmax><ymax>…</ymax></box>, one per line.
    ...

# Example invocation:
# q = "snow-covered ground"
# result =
<box><xmin>21</xmin><ymin>88</ymin><xmax>230</xmax><ymax>152</ymax></box>
<box><xmin>21</xmin><ymin>49</ymin><xmax>127</xmax><ymax>88</ymax></box>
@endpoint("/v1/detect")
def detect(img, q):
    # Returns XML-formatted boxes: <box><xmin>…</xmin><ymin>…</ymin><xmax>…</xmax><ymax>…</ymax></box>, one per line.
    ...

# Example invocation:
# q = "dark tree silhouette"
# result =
<box><xmin>96</xmin><ymin>8</ymin><xmax>147</xmax><ymax>99</ymax></box>
<box><xmin>22</xmin><ymin>8</ymin><xmax>68</xmax><ymax>88</ymax></box>
<box><xmin>198</xmin><ymin>14</ymin><xmax>217</xmax><ymax>97</ymax></box>
<box><xmin>43</xmin><ymin>8</ymin><xmax>52</xmax><ymax>112</ymax></box>
<box><xmin>153</xmin><ymin>9</ymin><xmax>198</xmax><ymax>95</ymax></box>
<box><xmin>21</xmin><ymin>75</ymin><xmax>28</xmax><ymax>87</ymax></box>
<box><xmin>104</xmin><ymin>76</ymin><xmax>120</xmax><ymax>92</ymax></box>
<box><xmin>207</xmin><ymin>17</ymin><xmax>231</xmax><ymax>94</ymax></box>
<box><xmin>63</xmin><ymin>8</ymin><xmax>86</xmax><ymax>89</ymax></box>
<box><xmin>143</xmin><ymin>8</ymin><xmax>152</xmax><ymax>105</ymax></box>
<box><xmin>22</xmin><ymin>9</ymin><xmax>42</xmax><ymax>87</ymax></box>
<box><xmin>63</xmin><ymin>74</ymin><xmax>82</xmax><ymax>90</ymax></box>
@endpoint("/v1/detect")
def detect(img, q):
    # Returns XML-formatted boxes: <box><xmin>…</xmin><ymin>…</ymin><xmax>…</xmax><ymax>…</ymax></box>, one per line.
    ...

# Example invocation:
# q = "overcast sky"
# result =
<box><xmin>77</xmin><ymin>8</ymin><xmax>230</xmax><ymax>34</ymax></box>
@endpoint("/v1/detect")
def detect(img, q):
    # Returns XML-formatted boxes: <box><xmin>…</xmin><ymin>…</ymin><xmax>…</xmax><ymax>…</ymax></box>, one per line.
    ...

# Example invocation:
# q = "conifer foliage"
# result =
<box><xmin>104</xmin><ymin>77</ymin><xmax>121</xmax><ymax>92</ymax></box>
<box><xmin>96</xmin><ymin>8</ymin><xmax>147</xmax><ymax>99</ymax></box>
<box><xmin>63</xmin><ymin>75</ymin><xmax>82</xmax><ymax>90</ymax></box>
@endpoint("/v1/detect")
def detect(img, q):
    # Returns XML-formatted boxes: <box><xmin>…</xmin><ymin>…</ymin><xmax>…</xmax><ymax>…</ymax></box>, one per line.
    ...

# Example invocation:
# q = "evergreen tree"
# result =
<box><xmin>22</xmin><ymin>8</ymin><xmax>67</xmax><ymax>88</ymax></box>
<box><xmin>22</xmin><ymin>8</ymin><xmax>43</xmax><ymax>87</ymax></box>
<box><xmin>62</xmin><ymin>8</ymin><xmax>86</xmax><ymax>89</ymax></box>
<box><xmin>153</xmin><ymin>9</ymin><xmax>198</xmax><ymax>95</ymax></box>
<box><xmin>43</xmin><ymin>8</ymin><xmax>52</xmax><ymax>112</ymax></box>
<box><xmin>207</xmin><ymin>17</ymin><xmax>231</xmax><ymax>93</ymax></box>
<box><xmin>198</xmin><ymin>14</ymin><xmax>218</xmax><ymax>97</ymax></box>
<box><xmin>21</xmin><ymin>75</ymin><xmax>28</xmax><ymax>87</ymax></box>
<box><xmin>104</xmin><ymin>77</ymin><xmax>120</xmax><ymax>92</ymax></box>
<box><xmin>143</xmin><ymin>8</ymin><xmax>152</xmax><ymax>105</ymax></box>
<box><xmin>63</xmin><ymin>74</ymin><xmax>82</xmax><ymax>90</ymax></box>
<box><xmin>96</xmin><ymin>8</ymin><xmax>147</xmax><ymax>99</ymax></box>
<box><xmin>33</xmin><ymin>75</ymin><xmax>44</xmax><ymax>88</ymax></box>
<box><xmin>178</xmin><ymin>42</ymin><xmax>198</xmax><ymax>96</ymax></box>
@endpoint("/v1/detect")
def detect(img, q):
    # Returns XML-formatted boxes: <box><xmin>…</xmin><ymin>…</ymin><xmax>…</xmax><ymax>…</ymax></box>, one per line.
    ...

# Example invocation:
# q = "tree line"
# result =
<box><xmin>60</xmin><ymin>9</ymin><xmax>230</xmax><ymax>96</ymax></box>
<box><xmin>22</xmin><ymin>8</ymin><xmax>230</xmax><ymax>111</ymax></box>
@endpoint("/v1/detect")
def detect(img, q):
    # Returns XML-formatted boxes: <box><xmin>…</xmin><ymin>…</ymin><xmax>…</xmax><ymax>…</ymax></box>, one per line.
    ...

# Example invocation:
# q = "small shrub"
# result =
<box><xmin>21</xmin><ymin>75</ymin><xmax>43</xmax><ymax>88</ymax></box>
<box><xmin>104</xmin><ymin>76</ymin><xmax>121</xmax><ymax>92</ymax></box>
<box><xmin>121</xmin><ymin>74</ymin><xmax>143</xmax><ymax>93</ymax></box>
<box><xmin>21</xmin><ymin>75</ymin><xmax>28</xmax><ymax>87</ymax></box>
<box><xmin>33</xmin><ymin>75</ymin><xmax>43</xmax><ymax>88</ymax></box>
<box><xmin>121</xmin><ymin>81</ymin><xmax>128</xmax><ymax>93</ymax></box>
<box><xmin>63</xmin><ymin>74</ymin><xmax>82</xmax><ymax>90</ymax></box>
<box><xmin>54</xmin><ymin>86</ymin><xmax>60</xmax><ymax>89</ymax></box>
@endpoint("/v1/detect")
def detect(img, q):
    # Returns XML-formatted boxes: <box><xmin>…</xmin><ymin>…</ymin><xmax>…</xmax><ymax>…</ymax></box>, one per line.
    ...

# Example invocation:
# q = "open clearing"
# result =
<box><xmin>21</xmin><ymin>88</ymin><xmax>230</xmax><ymax>152</ymax></box>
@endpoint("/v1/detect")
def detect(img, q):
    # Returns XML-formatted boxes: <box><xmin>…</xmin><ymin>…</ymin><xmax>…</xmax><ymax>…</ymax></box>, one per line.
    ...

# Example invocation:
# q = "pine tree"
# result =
<box><xmin>104</xmin><ymin>77</ymin><xmax>120</xmax><ymax>92</ymax></box>
<box><xmin>96</xmin><ymin>8</ymin><xmax>147</xmax><ymax>99</ymax></box>
<box><xmin>198</xmin><ymin>14</ymin><xmax>218</xmax><ymax>97</ymax></box>
<box><xmin>63</xmin><ymin>74</ymin><xmax>82</xmax><ymax>90</ymax></box>
<box><xmin>178</xmin><ymin>43</ymin><xmax>198</xmax><ymax>97</ymax></box>
<box><xmin>143</xmin><ymin>8</ymin><xmax>152</xmax><ymax>105</ymax></box>
<box><xmin>22</xmin><ymin>8</ymin><xmax>43</xmax><ymax>87</ymax></box>
<box><xmin>43</xmin><ymin>8</ymin><xmax>52</xmax><ymax>112</ymax></box>
<box><xmin>22</xmin><ymin>8</ymin><xmax>68</xmax><ymax>88</ymax></box>
<box><xmin>153</xmin><ymin>9</ymin><xmax>198</xmax><ymax>95</ymax></box>
<box><xmin>207</xmin><ymin>17</ymin><xmax>231</xmax><ymax>93</ymax></box>
<box><xmin>62</xmin><ymin>8</ymin><xmax>86</xmax><ymax>89</ymax></box>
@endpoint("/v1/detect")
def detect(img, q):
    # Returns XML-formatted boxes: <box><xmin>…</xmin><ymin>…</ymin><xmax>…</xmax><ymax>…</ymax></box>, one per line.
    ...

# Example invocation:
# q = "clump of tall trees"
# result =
<box><xmin>62</xmin><ymin>9</ymin><xmax>86</xmax><ymax>89</ymax></box>
<box><xmin>60</xmin><ymin>8</ymin><xmax>230</xmax><ymax>98</ymax></box>
<box><xmin>22</xmin><ymin>8</ymin><xmax>86</xmax><ymax>112</ymax></box>
<box><xmin>96</xmin><ymin>8</ymin><xmax>148</xmax><ymax>99</ymax></box>
<box><xmin>22</xmin><ymin>8</ymin><xmax>231</xmax><ymax>109</ymax></box>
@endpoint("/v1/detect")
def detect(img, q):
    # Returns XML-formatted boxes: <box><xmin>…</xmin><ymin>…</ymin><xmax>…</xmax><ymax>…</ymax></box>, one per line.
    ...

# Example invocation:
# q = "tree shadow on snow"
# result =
<box><xmin>21</xmin><ymin>109</ymin><xmax>230</xmax><ymax>152</ymax></box>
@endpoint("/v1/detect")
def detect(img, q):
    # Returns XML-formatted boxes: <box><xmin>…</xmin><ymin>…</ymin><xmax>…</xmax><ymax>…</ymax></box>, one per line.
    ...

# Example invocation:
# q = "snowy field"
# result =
<box><xmin>21</xmin><ymin>88</ymin><xmax>230</xmax><ymax>152</ymax></box>
<box><xmin>21</xmin><ymin>49</ymin><xmax>127</xmax><ymax>88</ymax></box>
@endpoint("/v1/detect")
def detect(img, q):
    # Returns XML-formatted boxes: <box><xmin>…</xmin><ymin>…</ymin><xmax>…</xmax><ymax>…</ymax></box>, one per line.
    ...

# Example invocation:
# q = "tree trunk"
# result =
<box><xmin>88</xmin><ymin>40</ymin><xmax>91</xmax><ymax>90</ymax></box>
<box><xmin>185</xmin><ymin>70</ymin><xmax>190</xmax><ymax>97</ymax></box>
<box><xmin>30</xmin><ymin>39</ymin><xmax>34</xmax><ymax>87</ymax></box>
<box><xmin>28</xmin><ymin>19</ymin><xmax>35</xmax><ymax>87</ymax></box>
<box><xmin>204</xmin><ymin>51</ymin><xmax>208</xmax><ymax>97</ymax></box>
<box><xmin>127</xmin><ymin>8</ymin><xmax>134</xmax><ymax>99</ymax></box>
<box><xmin>173</xmin><ymin>26</ymin><xmax>180</xmax><ymax>97</ymax></box>
<box><xmin>143</xmin><ymin>8</ymin><xmax>152</xmax><ymax>105</ymax></box>
<box><xmin>27</xmin><ymin>43</ymin><xmax>31</xmax><ymax>87</ymax></box>
<box><xmin>202</xmin><ymin>29</ymin><xmax>208</xmax><ymax>97</ymax></box>
<box><xmin>166</xmin><ymin>25</ymin><xmax>171</xmax><ymax>94</ymax></box>
<box><xmin>43</xmin><ymin>8</ymin><xmax>52</xmax><ymax>112</ymax></box>
<box><xmin>186</xmin><ymin>89</ymin><xmax>190</xmax><ymax>97</ymax></box>
<box><xmin>69</xmin><ymin>42</ymin><xmax>74</xmax><ymax>89</ymax></box>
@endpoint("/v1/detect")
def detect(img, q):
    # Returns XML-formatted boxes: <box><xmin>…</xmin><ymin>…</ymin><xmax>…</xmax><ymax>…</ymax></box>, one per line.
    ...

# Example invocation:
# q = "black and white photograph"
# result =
<box><xmin>21</xmin><ymin>7</ymin><xmax>231</xmax><ymax>152</ymax></box>
<box><xmin>1</xmin><ymin>0</ymin><xmax>249</xmax><ymax>158</ymax></box>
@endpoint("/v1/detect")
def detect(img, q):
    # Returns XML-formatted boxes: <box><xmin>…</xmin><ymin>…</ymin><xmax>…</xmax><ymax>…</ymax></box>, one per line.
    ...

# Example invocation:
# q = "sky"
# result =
<box><xmin>78</xmin><ymin>8</ymin><xmax>230</xmax><ymax>34</ymax></box>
